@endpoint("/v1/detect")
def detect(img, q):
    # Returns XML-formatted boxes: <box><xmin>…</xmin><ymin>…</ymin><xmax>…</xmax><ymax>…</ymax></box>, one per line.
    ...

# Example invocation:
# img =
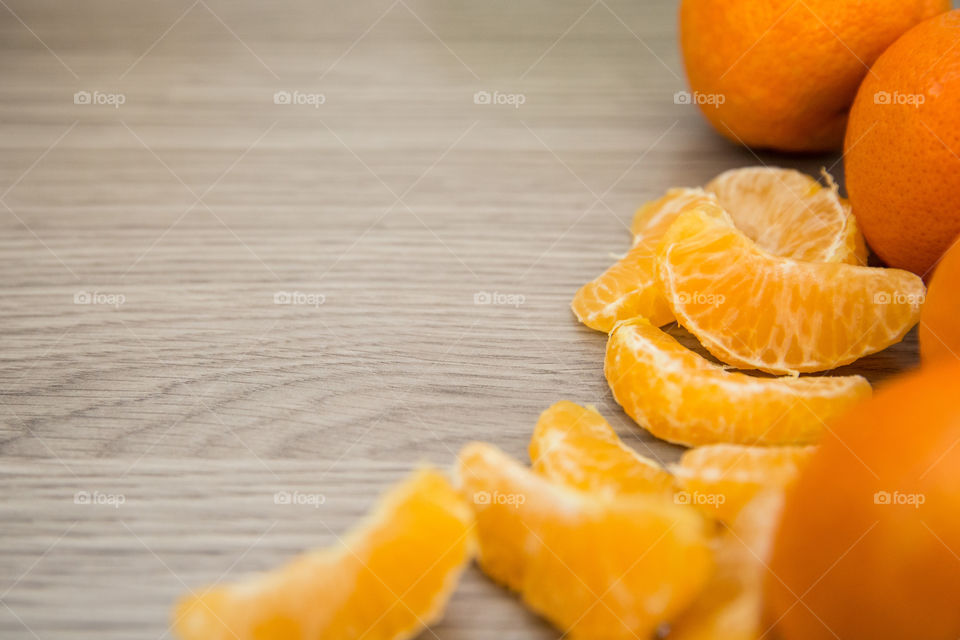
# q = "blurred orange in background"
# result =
<box><xmin>920</xmin><ymin>238</ymin><xmax>960</xmax><ymax>363</ymax></box>
<box><xmin>765</xmin><ymin>359</ymin><xmax>960</xmax><ymax>640</ymax></box>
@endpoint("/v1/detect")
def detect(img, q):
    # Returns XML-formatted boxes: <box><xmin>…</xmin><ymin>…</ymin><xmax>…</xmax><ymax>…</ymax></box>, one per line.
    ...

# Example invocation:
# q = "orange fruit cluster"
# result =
<box><xmin>573</xmin><ymin>166</ymin><xmax>924</xmax><ymax>445</ymax></box>
<box><xmin>462</xmin><ymin>401</ymin><xmax>816</xmax><ymax>638</ymax></box>
<box><xmin>171</xmin><ymin>399</ymin><xmax>820</xmax><ymax>640</ymax></box>
<box><xmin>679</xmin><ymin>0</ymin><xmax>949</xmax><ymax>152</ymax></box>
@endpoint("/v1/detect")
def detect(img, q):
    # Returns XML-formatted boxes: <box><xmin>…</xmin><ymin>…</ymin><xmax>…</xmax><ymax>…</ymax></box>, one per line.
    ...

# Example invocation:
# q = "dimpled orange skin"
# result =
<box><xmin>845</xmin><ymin>10</ymin><xmax>960</xmax><ymax>276</ymax></box>
<box><xmin>679</xmin><ymin>0</ymin><xmax>949</xmax><ymax>152</ymax></box>
<box><xmin>765</xmin><ymin>360</ymin><xmax>960</xmax><ymax>640</ymax></box>
<box><xmin>920</xmin><ymin>239</ymin><xmax>960</xmax><ymax>362</ymax></box>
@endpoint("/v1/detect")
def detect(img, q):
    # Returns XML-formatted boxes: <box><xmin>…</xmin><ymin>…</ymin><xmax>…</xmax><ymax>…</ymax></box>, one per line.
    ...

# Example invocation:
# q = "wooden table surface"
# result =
<box><xmin>0</xmin><ymin>1</ymin><xmax>926</xmax><ymax>638</ymax></box>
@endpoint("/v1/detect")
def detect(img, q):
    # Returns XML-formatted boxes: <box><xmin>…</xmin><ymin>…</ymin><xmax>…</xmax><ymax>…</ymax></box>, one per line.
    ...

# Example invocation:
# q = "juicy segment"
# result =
<box><xmin>458</xmin><ymin>442</ymin><xmax>713</xmax><ymax>640</ymax></box>
<box><xmin>672</xmin><ymin>444</ymin><xmax>816</xmax><ymax>522</ymax></box>
<box><xmin>604</xmin><ymin>317</ymin><xmax>872</xmax><ymax>446</ymax></box>
<box><xmin>573</xmin><ymin>188</ymin><xmax>713</xmax><ymax>331</ymax></box>
<box><xmin>173</xmin><ymin>470</ymin><xmax>474</xmax><ymax>640</ymax></box>
<box><xmin>529</xmin><ymin>400</ymin><xmax>674</xmax><ymax>497</ymax></box>
<box><xmin>666</xmin><ymin>492</ymin><xmax>785</xmax><ymax>640</ymax></box>
<box><xmin>573</xmin><ymin>168</ymin><xmax>865</xmax><ymax>334</ymax></box>
<box><xmin>656</xmin><ymin>204</ymin><xmax>925</xmax><ymax>374</ymax></box>
<box><xmin>705</xmin><ymin>167</ymin><xmax>866</xmax><ymax>265</ymax></box>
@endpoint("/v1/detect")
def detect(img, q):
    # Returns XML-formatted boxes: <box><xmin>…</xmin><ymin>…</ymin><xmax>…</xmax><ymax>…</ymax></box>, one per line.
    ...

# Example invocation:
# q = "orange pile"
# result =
<box><xmin>679</xmin><ymin>0</ymin><xmax>949</xmax><ymax>151</ymax></box>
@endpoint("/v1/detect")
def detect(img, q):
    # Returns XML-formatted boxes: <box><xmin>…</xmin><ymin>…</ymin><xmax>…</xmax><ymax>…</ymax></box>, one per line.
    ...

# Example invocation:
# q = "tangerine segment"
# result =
<box><xmin>574</xmin><ymin>188</ymin><xmax>713</xmax><ymax>332</ymax></box>
<box><xmin>667</xmin><ymin>492</ymin><xmax>784</xmax><ymax>640</ymax></box>
<box><xmin>705</xmin><ymin>167</ymin><xmax>866</xmax><ymax>265</ymax></box>
<box><xmin>672</xmin><ymin>444</ymin><xmax>816</xmax><ymax>522</ymax></box>
<box><xmin>529</xmin><ymin>400</ymin><xmax>674</xmax><ymax>497</ymax></box>
<box><xmin>173</xmin><ymin>469</ymin><xmax>474</xmax><ymax>640</ymax></box>
<box><xmin>604</xmin><ymin>317</ymin><xmax>871</xmax><ymax>446</ymax></box>
<box><xmin>458</xmin><ymin>442</ymin><xmax>713</xmax><ymax>640</ymax></box>
<box><xmin>656</xmin><ymin>204</ymin><xmax>925</xmax><ymax>374</ymax></box>
<box><xmin>630</xmin><ymin>187</ymin><xmax>716</xmax><ymax>240</ymax></box>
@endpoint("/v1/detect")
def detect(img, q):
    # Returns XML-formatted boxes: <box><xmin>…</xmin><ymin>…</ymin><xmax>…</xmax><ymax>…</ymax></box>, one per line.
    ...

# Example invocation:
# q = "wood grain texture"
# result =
<box><xmin>0</xmin><ymin>0</ymin><xmax>922</xmax><ymax>638</ymax></box>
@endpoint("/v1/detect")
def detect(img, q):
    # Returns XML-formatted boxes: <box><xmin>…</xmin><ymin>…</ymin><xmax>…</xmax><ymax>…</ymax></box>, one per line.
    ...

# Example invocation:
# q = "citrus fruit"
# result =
<box><xmin>629</xmin><ymin>187</ymin><xmax>717</xmax><ymax>239</ymax></box>
<box><xmin>679</xmin><ymin>0</ymin><xmax>950</xmax><ymax>151</ymax></box>
<box><xmin>173</xmin><ymin>469</ymin><xmax>474</xmax><ymax>640</ymax></box>
<box><xmin>656</xmin><ymin>203</ymin><xmax>926</xmax><ymax>374</ymax></box>
<box><xmin>766</xmin><ymin>359</ymin><xmax>960</xmax><ymax>640</ymax></box>
<box><xmin>573</xmin><ymin>188</ymin><xmax>712</xmax><ymax>332</ymax></box>
<box><xmin>528</xmin><ymin>400</ymin><xmax>674</xmax><ymax>497</ymax></box>
<box><xmin>573</xmin><ymin>169</ymin><xmax>863</xmax><ymax>332</ymax></box>
<box><xmin>844</xmin><ymin>9</ymin><xmax>960</xmax><ymax>276</ymax></box>
<box><xmin>604</xmin><ymin>317</ymin><xmax>871</xmax><ymax>446</ymax></box>
<box><xmin>672</xmin><ymin>444</ymin><xmax>816</xmax><ymax>521</ymax></box>
<box><xmin>920</xmin><ymin>238</ymin><xmax>960</xmax><ymax>363</ymax></box>
<box><xmin>667</xmin><ymin>492</ymin><xmax>784</xmax><ymax>640</ymax></box>
<box><xmin>705</xmin><ymin>167</ymin><xmax>866</xmax><ymax>265</ymax></box>
<box><xmin>458</xmin><ymin>441</ymin><xmax>713</xmax><ymax>639</ymax></box>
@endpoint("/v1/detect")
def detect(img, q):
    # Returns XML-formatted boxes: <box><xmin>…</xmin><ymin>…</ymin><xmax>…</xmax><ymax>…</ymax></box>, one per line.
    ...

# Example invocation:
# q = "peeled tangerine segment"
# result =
<box><xmin>573</xmin><ymin>167</ymin><xmax>864</xmax><ymax>334</ymax></box>
<box><xmin>656</xmin><ymin>203</ymin><xmax>925</xmax><ymax>374</ymax></box>
<box><xmin>604</xmin><ymin>317</ymin><xmax>871</xmax><ymax>446</ymax></box>
<box><xmin>173</xmin><ymin>469</ymin><xmax>474</xmax><ymax>640</ymax></box>
<box><xmin>573</xmin><ymin>188</ymin><xmax>711</xmax><ymax>331</ymax></box>
<box><xmin>458</xmin><ymin>442</ymin><xmax>713</xmax><ymax>640</ymax></box>
<box><xmin>666</xmin><ymin>491</ymin><xmax>785</xmax><ymax>640</ymax></box>
<box><xmin>705</xmin><ymin>167</ymin><xmax>867</xmax><ymax>265</ymax></box>
<box><xmin>529</xmin><ymin>400</ymin><xmax>675</xmax><ymax>497</ymax></box>
<box><xmin>671</xmin><ymin>444</ymin><xmax>816</xmax><ymax>522</ymax></box>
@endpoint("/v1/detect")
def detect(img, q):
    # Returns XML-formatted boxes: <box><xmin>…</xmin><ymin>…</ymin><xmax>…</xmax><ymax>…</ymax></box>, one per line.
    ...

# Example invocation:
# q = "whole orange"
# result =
<box><xmin>920</xmin><ymin>238</ymin><xmax>960</xmax><ymax>363</ymax></box>
<box><xmin>679</xmin><ymin>0</ymin><xmax>949</xmax><ymax>152</ymax></box>
<box><xmin>765</xmin><ymin>359</ymin><xmax>960</xmax><ymax>640</ymax></box>
<box><xmin>845</xmin><ymin>10</ymin><xmax>960</xmax><ymax>276</ymax></box>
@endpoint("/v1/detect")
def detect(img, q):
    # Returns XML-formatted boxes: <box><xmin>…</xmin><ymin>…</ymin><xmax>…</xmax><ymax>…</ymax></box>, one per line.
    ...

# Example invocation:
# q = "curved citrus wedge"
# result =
<box><xmin>458</xmin><ymin>441</ymin><xmax>713</xmax><ymax>639</ymax></box>
<box><xmin>705</xmin><ymin>167</ymin><xmax>866</xmax><ymax>265</ymax></box>
<box><xmin>575</xmin><ymin>168</ymin><xmax>866</xmax><ymax>334</ymax></box>
<box><xmin>604</xmin><ymin>317</ymin><xmax>871</xmax><ymax>446</ymax></box>
<box><xmin>656</xmin><ymin>203</ymin><xmax>925</xmax><ymax>374</ymax></box>
<box><xmin>667</xmin><ymin>491</ymin><xmax>784</xmax><ymax>640</ymax></box>
<box><xmin>173</xmin><ymin>469</ymin><xmax>474</xmax><ymax>640</ymax></box>
<box><xmin>528</xmin><ymin>400</ymin><xmax>674</xmax><ymax>497</ymax></box>
<box><xmin>672</xmin><ymin>444</ymin><xmax>816</xmax><ymax>522</ymax></box>
<box><xmin>573</xmin><ymin>188</ymin><xmax>713</xmax><ymax>331</ymax></box>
